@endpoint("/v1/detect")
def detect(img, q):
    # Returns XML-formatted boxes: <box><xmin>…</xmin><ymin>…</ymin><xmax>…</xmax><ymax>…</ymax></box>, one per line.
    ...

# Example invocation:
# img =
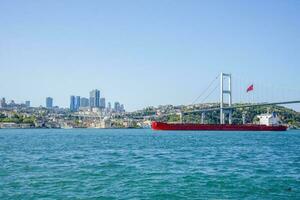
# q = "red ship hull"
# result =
<box><xmin>152</xmin><ymin>122</ymin><xmax>287</xmax><ymax>131</ymax></box>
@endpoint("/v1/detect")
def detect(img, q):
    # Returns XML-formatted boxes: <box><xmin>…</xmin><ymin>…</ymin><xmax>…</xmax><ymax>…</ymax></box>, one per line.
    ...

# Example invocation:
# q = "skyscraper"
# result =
<box><xmin>75</xmin><ymin>96</ymin><xmax>81</xmax><ymax>111</ymax></box>
<box><xmin>114</xmin><ymin>102</ymin><xmax>120</xmax><ymax>112</ymax></box>
<box><xmin>107</xmin><ymin>102</ymin><xmax>111</xmax><ymax>111</ymax></box>
<box><xmin>10</xmin><ymin>100</ymin><xmax>16</xmax><ymax>107</ymax></box>
<box><xmin>120</xmin><ymin>104</ymin><xmax>125</xmax><ymax>112</ymax></box>
<box><xmin>70</xmin><ymin>96</ymin><xmax>76</xmax><ymax>112</ymax></box>
<box><xmin>100</xmin><ymin>98</ymin><xmax>106</xmax><ymax>109</ymax></box>
<box><xmin>89</xmin><ymin>89</ymin><xmax>100</xmax><ymax>108</ymax></box>
<box><xmin>0</xmin><ymin>98</ymin><xmax>6</xmax><ymax>108</ymax></box>
<box><xmin>113</xmin><ymin>102</ymin><xmax>125</xmax><ymax>113</ymax></box>
<box><xmin>25</xmin><ymin>101</ymin><xmax>30</xmax><ymax>107</ymax></box>
<box><xmin>46</xmin><ymin>97</ymin><xmax>53</xmax><ymax>108</ymax></box>
<box><xmin>80</xmin><ymin>97</ymin><xmax>89</xmax><ymax>108</ymax></box>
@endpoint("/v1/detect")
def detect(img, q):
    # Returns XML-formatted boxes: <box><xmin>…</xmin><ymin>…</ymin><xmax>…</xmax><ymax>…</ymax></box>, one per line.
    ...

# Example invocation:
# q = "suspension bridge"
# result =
<box><xmin>158</xmin><ymin>73</ymin><xmax>300</xmax><ymax>125</ymax></box>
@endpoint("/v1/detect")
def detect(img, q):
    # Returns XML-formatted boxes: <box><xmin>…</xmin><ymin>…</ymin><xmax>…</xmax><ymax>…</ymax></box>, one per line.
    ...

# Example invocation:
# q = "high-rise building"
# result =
<box><xmin>107</xmin><ymin>102</ymin><xmax>111</xmax><ymax>111</ymax></box>
<box><xmin>46</xmin><ymin>97</ymin><xmax>53</xmax><ymax>108</ymax></box>
<box><xmin>89</xmin><ymin>89</ymin><xmax>100</xmax><ymax>108</ymax></box>
<box><xmin>80</xmin><ymin>97</ymin><xmax>89</xmax><ymax>107</ymax></box>
<box><xmin>100</xmin><ymin>98</ymin><xmax>106</xmax><ymax>109</ymax></box>
<box><xmin>114</xmin><ymin>102</ymin><xmax>120</xmax><ymax>112</ymax></box>
<box><xmin>25</xmin><ymin>101</ymin><xmax>30</xmax><ymax>107</ymax></box>
<box><xmin>70</xmin><ymin>96</ymin><xmax>76</xmax><ymax>112</ymax></box>
<box><xmin>0</xmin><ymin>98</ymin><xmax>6</xmax><ymax>108</ymax></box>
<box><xmin>113</xmin><ymin>102</ymin><xmax>125</xmax><ymax>113</ymax></box>
<box><xmin>10</xmin><ymin>100</ymin><xmax>16</xmax><ymax>107</ymax></box>
<box><xmin>120</xmin><ymin>104</ymin><xmax>125</xmax><ymax>112</ymax></box>
<box><xmin>75</xmin><ymin>96</ymin><xmax>81</xmax><ymax>111</ymax></box>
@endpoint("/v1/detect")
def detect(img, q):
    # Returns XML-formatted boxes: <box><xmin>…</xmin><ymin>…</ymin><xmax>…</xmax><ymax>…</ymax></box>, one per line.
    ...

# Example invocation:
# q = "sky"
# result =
<box><xmin>0</xmin><ymin>0</ymin><xmax>300</xmax><ymax>111</ymax></box>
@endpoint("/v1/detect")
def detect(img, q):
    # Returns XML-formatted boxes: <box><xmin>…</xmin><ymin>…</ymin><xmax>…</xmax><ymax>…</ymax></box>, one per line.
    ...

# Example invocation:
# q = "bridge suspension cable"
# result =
<box><xmin>200</xmin><ymin>84</ymin><xmax>219</xmax><ymax>104</ymax></box>
<box><xmin>191</xmin><ymin>75</ymin><xmax>219</xmax><ymax>105</ymax></box>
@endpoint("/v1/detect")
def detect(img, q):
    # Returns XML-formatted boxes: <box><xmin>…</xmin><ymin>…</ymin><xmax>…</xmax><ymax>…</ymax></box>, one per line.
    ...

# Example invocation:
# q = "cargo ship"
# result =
<box><xmin>151</xmin><ymin>113</ymin><xmax>287</xmax><ymax>131</ymax></box>
<box><xmin>151</xmin><ymin>121</ymin><xmax>287</xmax><ymax>131</ymax></box>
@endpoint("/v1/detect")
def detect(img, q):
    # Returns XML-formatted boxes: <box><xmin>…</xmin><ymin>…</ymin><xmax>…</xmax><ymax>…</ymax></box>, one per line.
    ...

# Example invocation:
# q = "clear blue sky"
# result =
<box><xmin>0</xmin><ymin>0</ymin><xmax>300</xmax><ymax>111</ymax></box>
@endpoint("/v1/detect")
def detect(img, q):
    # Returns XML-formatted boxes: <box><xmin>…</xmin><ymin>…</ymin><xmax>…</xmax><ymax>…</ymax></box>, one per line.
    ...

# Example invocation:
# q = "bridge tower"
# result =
<box><xmin>220</xmin><ymin>73</ymin><xmax>232</xmax><ymax>124</ymax></box>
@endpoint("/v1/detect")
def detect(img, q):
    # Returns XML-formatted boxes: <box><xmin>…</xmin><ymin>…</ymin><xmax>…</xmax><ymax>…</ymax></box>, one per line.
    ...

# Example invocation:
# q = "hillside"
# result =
<box><xmin>131</xmin><ymin>104</ymin><xmax>300</xmax><ymax>128</ymax></box>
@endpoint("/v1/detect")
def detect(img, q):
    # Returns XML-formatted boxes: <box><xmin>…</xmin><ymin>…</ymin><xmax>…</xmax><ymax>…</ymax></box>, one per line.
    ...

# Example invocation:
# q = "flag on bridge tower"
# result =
<box><xmin>246</xmin><ymin>84</ymin><xmax>254</xmax><ymax>93</ymax></box>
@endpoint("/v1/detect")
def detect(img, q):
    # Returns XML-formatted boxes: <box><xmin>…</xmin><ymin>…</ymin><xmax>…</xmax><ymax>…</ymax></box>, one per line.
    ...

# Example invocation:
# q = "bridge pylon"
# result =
<box><xmin>220</xmin><ymin>73</ymin><xmax>232</xmax><ymax>124</ymax></box>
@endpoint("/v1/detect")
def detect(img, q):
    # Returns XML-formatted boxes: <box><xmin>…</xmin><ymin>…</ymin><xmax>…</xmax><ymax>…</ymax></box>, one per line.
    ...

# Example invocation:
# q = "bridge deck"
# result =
<box><xmin>183</xmin><ymin>100</ymin><xmax>300</xmax><ymax>114</ymax></box>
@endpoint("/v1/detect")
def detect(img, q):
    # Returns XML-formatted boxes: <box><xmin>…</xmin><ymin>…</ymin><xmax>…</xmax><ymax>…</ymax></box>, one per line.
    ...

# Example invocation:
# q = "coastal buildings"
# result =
<box><xmin>0</xmin><ymin>122</ymin><xmax>33</xmax><ymax>129</ymax></box>
<box><xmin>0</xmin><ymin>97</ymin><xmax>33</xmax><ymax>109</ymax></box>
<box><xmin>70</xmin><ymin>89</ymin><xmax>109</xmax><ymax>112</ymax></box>
<box><xmin>46</xmin><ymin>97</ymin><xmax>53</xmax><ymax>108</ymax></box>
<box><xmin>90</xmin><ymin>89</ymin><xmax>100</xmax><ymax>108</ymax></box>
<box><xmin>0</xmin><ymin>88</ymin><xmax>128</xmax><ymax>129</ymax></box>
<box><xmin>114</xmin><ymin>102</ymin><xmax>125</xmax><ymax>113</ymax></box>
<box><xmin>68</xmin><ymin>89</ymin><xmax>125</xmax><ymax>113</ymax></box>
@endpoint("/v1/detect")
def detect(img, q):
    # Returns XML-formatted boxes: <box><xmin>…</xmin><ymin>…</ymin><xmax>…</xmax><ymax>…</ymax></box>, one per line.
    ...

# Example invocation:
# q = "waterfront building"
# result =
<box><xmin>75</xmin><ymin>96</ymin><xmax>81</xmax><ymax>110</ymax></box>
<box><xmin>107</xmin><ymin>102</ymin><xmax>111</xmax><ymax>111</ymax></box>
<box><xmin>25</xmin><ymin>101</ymin><xmax>30</xmax><ymax>107</ymax></box>
<box><xmin>100</xmin><ymin>98</ymin><xmax>106</xmax><ymax>109</ymax></box>
<box><xmin>112</xmin><ymin>102</ymin><xmax>125</xmax><ymax>113</ymax></box>
<box><xmin>80</xmin><ymin>97</ymin><xmax>89</xmax><ymax>108</ymax></box>
<box><xmin>70</xmin><ymin>96</ymin><xmax>76</xmax><ymax>112</ymax></box>
<box><xmin>120</xmin><ymin>104</ymin><xmax>125</xmax><ymax>112</ymax></box>
<box><xmin>89</xmin><ymin>89</ymin><xmax>100</xmax><ymax>108</ymax></box>
<box><xmin>0</xmin><ymin>98</ymin><xmax>6</xmax><ymax>108</ymax></box>
<box><xmin>91</xmin><ymin>107</ymin><xmax>101</xmax><ymax>113</ymax></box>
<box><xmin>46</xmin><ymin>97</ymin><xmax>53</xmax><ymax>108</ymax></box>
<box><xmin>114</xmin><ymin>102</ymin><xmax>120</xmax><ymax>112</ymax></box>
<box><xmin>9</xmin><ymin>100</ymin><xmax>16</xmax><ymax>107</ymax></box>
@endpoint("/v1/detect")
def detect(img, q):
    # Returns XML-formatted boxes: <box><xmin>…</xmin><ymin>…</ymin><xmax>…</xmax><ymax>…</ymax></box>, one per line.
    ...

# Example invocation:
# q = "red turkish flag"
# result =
<box><xmin>246</xmin><ymin>84</ymin><xmax>254</xmax><ymax>92</ymax></box>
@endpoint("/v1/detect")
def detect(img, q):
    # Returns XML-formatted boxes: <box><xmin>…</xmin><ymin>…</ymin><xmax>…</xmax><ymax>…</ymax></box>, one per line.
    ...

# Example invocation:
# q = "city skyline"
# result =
<box><xmin>1</xmin><ymin>1</ymin><xmax>300</xmax><ymax>111</ymax></box>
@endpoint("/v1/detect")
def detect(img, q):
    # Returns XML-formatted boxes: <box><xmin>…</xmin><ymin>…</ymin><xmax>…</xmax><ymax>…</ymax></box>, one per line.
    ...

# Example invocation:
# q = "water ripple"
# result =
<box><xmin>0</xmin><ymin>129</ymin><xmax>300</xmax><ymax>199</ymax></box>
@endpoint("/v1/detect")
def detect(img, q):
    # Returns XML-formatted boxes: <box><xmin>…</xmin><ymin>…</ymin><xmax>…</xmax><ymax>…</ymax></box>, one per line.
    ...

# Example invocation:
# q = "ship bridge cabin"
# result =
<box><xmin>257</xmin><ymin>113</ymin><xmax>280</xmax><ymax>126</ymax></box>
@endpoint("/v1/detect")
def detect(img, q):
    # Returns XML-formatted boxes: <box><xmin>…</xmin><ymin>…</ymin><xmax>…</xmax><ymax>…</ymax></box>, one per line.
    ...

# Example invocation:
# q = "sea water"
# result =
<box><xmin>0</xmin><ymin>129</ymin><xmax>299</xmax><ymax>199</ymax></box>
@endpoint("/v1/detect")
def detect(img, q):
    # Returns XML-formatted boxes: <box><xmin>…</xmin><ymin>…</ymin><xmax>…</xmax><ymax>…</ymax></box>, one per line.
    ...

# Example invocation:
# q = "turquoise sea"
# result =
<box><xmin>0</xmin><ymin>129</ymin><xmax>299</xmax><ymax>199</ymax></box>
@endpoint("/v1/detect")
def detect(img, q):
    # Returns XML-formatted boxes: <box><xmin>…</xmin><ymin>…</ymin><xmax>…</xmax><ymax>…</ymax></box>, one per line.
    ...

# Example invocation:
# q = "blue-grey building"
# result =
<box><xmin>46</xmin><ymin>97</ymin><xmax>53</xmax><ymax>108</ymax></box>
<box><xmin>114</xmin><ymin>102</ymin><xmax>120</xmax><ymax>112</ymax></box>
<box><xmin>107</xmin><ymin>102</ymin><xmax>111</xmax><ymax>111</ymax></box>
<box><xmin>89</xmin><ymin>89</ymin><xmax>100</xmax><ymax>108</ymax></box>
<box><xmin>75</xmin><ymin>96</ymin><xmax>81</xmax><ymax>111</ymax></box>
<box><xmin>70</xmin><ymin>96</ymin><xmax>76</xmax><ymax>112</ymax></box>
<box><xmin>100</xmin><ymin>98</ymin><xmax>106</xmax><ymax>109</ymax></box>
<box><xmin>80</xmin><ymin>97</ymin><xmax>89</xmax><ymax>108</ymax></box>
<box><xmin>0</xmin><ymin>98</ymin><xmax>6</xmax><ymax>108</ymax></box>
<box><xmin>25</xmin><ymin>101</ymin><xmax>30</xmax><ymax>107</ymax></box>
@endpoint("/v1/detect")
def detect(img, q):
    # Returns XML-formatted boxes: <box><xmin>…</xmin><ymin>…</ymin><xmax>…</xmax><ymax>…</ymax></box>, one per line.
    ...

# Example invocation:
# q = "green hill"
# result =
<box><xmin>163</xmin><ymin>104</ymin><xmax>300</xmax><ymax>128</ymax></box>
